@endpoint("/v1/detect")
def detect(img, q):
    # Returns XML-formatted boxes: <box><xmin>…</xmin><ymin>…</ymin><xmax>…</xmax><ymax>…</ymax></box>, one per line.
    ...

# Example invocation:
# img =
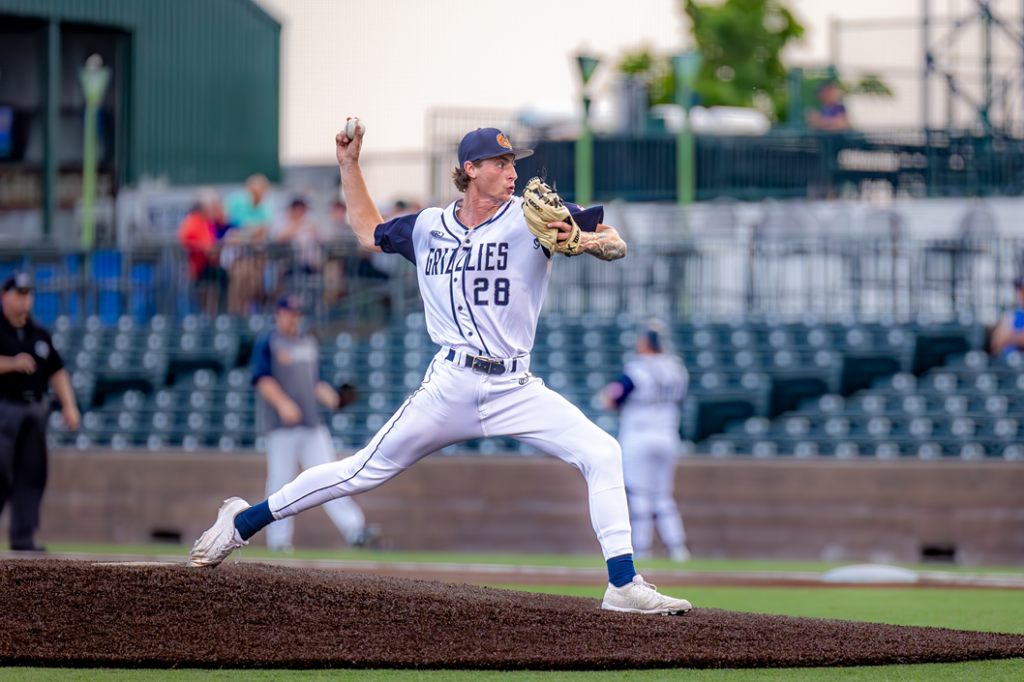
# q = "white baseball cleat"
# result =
<box><xmin>187</xmin><ymin>497</ymin><xmax>251</xmax><ymax>568</ymax></box>
<box><xmin>601</xmin><ymin>575</ymin><xmax>693</xmax><ymax>615</ymax></box>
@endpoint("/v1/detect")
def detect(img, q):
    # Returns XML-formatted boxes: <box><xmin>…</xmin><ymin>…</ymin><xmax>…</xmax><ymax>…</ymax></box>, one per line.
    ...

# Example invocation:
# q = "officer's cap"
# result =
<box><xmin>1</xmin><ymin>271</ymin><xmax>34</xmax><ymax>294</ymax></box>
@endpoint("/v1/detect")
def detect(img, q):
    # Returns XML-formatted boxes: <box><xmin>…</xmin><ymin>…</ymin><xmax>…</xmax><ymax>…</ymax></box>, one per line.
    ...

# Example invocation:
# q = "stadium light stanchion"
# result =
<box><xmin>79</xmin><ymin>54</ymin><xmax>110</xmax><ymax>254</ymax></box>
<box><xmin>672</xmin><ymin>51</ymin><xmax>702</xmax><ymax>206</ymax></box>
<box><xmin>575</xmin><ymin>53</ymin><xmax>600</xmax><ymax>207</ymax></box>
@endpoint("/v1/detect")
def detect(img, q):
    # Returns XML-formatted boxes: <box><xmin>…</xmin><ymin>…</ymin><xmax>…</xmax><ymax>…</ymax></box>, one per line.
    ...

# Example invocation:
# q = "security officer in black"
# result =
<box><xmin>0</xmin><ymin>271</ymin><xmax>80</xmax><ymax>551</ymax></box>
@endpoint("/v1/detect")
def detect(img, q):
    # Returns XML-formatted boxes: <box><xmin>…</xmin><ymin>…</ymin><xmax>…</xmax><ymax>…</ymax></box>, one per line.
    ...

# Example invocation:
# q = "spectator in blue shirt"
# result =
<box><xmin>807</xmin><ymin>80</ymin><xmax>850</xmax><ymax>132</ymax></box>
<box><xmin>991</xmin><ymin>276</ymin><xmax>1024</xmax><ymax>357</ymax></box>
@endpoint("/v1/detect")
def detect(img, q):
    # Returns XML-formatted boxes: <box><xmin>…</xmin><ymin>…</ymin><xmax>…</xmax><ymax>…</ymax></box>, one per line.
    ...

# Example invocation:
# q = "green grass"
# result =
<box><xmin>32</xmin><ymin>542</ymin><xmax>1024</xmax><ymax>576</ymax></box>
<box><xmin>3</xmin><ymin>662</ymin><xmax>1024</xmax><ymax>681</ymax></box>
<box><xmin>495</xmin><ymin>585</ymin><xmax>1024</xmax><ymax>635</ymax></box>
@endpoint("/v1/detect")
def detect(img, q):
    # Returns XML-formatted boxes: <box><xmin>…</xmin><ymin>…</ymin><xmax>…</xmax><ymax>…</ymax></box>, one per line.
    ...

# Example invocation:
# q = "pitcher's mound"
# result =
<box><xmin>1</xmin><ymin>560</ymin><xmax>1022</xmax><ymax>670</ymax></box>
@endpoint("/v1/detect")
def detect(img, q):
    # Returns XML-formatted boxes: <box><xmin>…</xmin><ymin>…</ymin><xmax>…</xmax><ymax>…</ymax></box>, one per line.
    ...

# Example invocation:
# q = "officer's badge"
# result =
<box><xmin>35</xmin><ymin>340</ymin><xmax>50</xmax><ymax>360</ymax></box>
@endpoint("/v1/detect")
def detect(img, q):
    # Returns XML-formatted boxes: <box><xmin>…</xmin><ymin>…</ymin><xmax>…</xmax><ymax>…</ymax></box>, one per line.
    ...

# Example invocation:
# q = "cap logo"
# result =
<box><xmin>496</xmin><ymin>133</ymin><xmax>512</xmax><ymax>150</ymax></box>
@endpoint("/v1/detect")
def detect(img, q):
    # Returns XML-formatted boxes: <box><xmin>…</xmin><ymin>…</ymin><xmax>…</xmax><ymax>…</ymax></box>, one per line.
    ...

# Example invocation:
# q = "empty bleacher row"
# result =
<box><xmin>45</xmin><ymin>310</ymin><xmax>1003</xmax><ymax>459</ymax></box>
<box><xmin>701</xmin><ymin>350</ymin><xmax>1024</xmax><ymax>460</ymax></box>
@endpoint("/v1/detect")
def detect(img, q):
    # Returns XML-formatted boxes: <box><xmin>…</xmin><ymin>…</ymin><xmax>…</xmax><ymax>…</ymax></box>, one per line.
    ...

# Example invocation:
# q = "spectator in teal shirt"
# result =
<box><xmin>225</xmin><ymin>173</ymin><xmax>274</xmax><ymax>243</ymax></box>
<box><xmin>224</xmin><ymin>173</ymin><xmax>274</xmax><ymax>315</ymax></box>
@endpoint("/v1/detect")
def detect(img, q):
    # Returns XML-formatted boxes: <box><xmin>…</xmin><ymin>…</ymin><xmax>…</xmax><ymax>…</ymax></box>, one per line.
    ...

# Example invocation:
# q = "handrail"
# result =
<box><xmin>2</xmin><ymin>234</ymin><xmax>1020</xmax><ymax>328</ymax></box>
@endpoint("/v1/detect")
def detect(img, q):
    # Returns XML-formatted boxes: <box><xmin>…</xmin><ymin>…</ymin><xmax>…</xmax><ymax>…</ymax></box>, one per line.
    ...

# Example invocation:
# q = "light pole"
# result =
<box><xmin>79</xmin><ymin>54</ymin><xmax>110</xmax><ymax>251</ymax></box>
<box><xmin>575</xmin><ymin>53</ymin><xmax>600</xmax><ymax>206</ymax></box>
<box><xmin>672</xmin><ymin>51</ymin><xmax>702</xmax><ymax>206</ymax></box>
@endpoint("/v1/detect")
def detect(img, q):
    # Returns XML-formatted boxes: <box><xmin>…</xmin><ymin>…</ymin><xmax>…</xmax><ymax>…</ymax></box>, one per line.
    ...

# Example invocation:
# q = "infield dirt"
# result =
<box><xmin>1</xmin><ymin>559</ymin><xmax>1023</xmax><ymax>670</ymax></box>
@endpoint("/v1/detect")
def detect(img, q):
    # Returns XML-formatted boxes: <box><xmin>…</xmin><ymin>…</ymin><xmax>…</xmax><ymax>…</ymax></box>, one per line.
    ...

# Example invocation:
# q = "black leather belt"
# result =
<box><xmin>445</xmin><ymin>349</ymin><xmax>517</xmax><ymax>375</ymax></box>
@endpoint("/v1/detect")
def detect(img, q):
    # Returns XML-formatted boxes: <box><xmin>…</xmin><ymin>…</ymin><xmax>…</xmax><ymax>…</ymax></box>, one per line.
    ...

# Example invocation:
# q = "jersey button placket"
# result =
<box><xmin>452</xmin><ymin>239</ymin><xmax>473</xmax><ymax>344</ymax></box>
<box><xmin>455</xmin><ymin>236</ymin><xmax>470</xmax><ymax>285</ymax></box>
<box><xmin>457</xmin><ymin>235</ymin><xmax>475</xmax><ymax>340</ymax></box>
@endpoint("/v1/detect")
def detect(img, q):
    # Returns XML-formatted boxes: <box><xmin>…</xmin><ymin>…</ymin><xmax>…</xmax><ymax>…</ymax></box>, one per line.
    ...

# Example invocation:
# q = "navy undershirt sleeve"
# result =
<box><xmin>251</xmin><ymin>332</ymin><xmax>273</xmax><ymax>385</ymax></box>
<box><xmin>374</xmin><ymin>211</ymin><xmax>422</xmax><ymax>264</ymax></box>
<box><xmin>613</xmin><ymin>374</ymin><xmax>635</xmax><ymax>407</ymax></box>
<box><xmin>566</xmin><ymin>203</ymin><xmax>604</xmax><ymax>233</ymax></box>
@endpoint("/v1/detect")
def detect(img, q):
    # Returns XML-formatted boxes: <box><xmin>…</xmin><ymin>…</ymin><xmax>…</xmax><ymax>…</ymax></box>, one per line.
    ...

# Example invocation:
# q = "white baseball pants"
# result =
<box><xmin>264</xmin><ymin>425</ymin><xmax>366</xmax><ymax>550</ymax></box>
<box><xmin>620</xmin><ymin>431</ymin><xmax>687</xmax><ymax>557</ymax></box>
<box><xmin>268</xmin><ymin>351</ymin><xmax>634</xmax><ymax>560</ymax></box>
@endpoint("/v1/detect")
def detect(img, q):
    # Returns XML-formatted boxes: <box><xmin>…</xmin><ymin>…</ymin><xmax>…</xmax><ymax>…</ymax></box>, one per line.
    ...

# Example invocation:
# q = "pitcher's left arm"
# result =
<box><xmin>554</xmin><ymin>222</ymin><xmax>626</xmax><ymax>261</ymax></box>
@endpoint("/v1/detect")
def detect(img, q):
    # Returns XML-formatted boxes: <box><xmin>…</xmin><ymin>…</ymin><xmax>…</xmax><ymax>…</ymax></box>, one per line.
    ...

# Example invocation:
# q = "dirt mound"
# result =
<box><xmin>1</xmin><ymin>559</ymin><xmax>1022</xmax><ymax>670</ymax></box>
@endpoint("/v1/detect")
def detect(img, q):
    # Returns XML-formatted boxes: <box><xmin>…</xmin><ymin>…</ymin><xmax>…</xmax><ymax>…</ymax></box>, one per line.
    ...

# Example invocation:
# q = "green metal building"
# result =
<box><xmin>0</xmin><ymin>0</ymin><xmax>280</xmax><ymax>237</ymax></box>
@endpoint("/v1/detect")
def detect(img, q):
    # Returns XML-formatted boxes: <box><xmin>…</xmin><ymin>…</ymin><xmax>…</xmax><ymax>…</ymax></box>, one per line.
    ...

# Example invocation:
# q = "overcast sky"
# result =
<box><xmin>254</xmin><ymin>0</ymin><xmax>1002</xmax><ymax>163</ymax></box>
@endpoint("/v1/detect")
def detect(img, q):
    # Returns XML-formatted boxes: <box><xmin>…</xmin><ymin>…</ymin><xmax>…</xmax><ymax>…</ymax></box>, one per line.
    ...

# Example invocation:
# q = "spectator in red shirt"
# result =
<box><xmin>178</xmin><ymin>188</ymin><xmax>229</xmax><ymax>316</ymax></box>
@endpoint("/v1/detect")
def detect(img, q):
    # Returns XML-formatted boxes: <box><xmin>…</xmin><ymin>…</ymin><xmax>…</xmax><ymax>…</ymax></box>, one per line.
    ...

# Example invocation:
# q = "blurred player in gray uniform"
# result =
<box><xmin>602</xmin><ymin>321</ymin><xmax>690</xmax><ymax>562</ymax></box>
<box><xmin>251</xmin><ymin>293</ymin><xmax>375</xmax><ymax>552</ymax></box>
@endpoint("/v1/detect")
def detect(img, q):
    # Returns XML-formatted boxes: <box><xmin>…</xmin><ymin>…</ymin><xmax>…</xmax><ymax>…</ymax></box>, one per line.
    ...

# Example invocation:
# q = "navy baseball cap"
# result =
<box><xmin>276</xmin><ymin>292</ymin><xmax>302</xmax><ymax>312</ymax></box>
<box><xmin>458</xmin><ymin>128</ymin><xmax>534</xmax><ymax>166</ymax></box>
<box><xmin>1</xmin><ymin>270</ymin><xmax>34</xmax><ymax>293</ymax></box>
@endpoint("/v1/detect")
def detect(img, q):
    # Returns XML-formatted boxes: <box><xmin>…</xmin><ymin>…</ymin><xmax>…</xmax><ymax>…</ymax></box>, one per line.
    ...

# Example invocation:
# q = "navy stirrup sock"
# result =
<box><xmin>234</xmin><ymin>500</ymin><xmax>275</xmax><ymax>541</ymax></box>
<box><xmin>606</xmin><ymin>554</ymin><xmax>637</xmax><ymax>588</ymax></box>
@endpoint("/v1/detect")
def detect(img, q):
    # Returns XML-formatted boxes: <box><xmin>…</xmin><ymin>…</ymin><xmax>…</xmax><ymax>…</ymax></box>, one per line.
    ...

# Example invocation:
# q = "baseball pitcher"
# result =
<box><xmin>188</xmin><ymin>124</ymin><xmax>691</xmax><ymax>615</ymax></box>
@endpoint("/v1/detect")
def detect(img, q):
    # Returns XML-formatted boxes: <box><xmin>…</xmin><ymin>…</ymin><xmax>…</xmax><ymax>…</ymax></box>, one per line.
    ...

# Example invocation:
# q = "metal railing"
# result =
<box><xmin>513</xmin><ymin>130</ymin><xmax>1024</xmax><ymax>203</ymax></box>
<box><xmin>3</xmin><ymin>234</ymin><xmax>1020</xmax><ymax>329</ymax></box>
<box><xmin>0</xmin><ymin>243</ymin><xmax>419</xmax><ymax>330</ymax></box>
<box><xmin>544</xmin><ymin>233</ymin><xmax>1020</xmax><ymax>325</ymax></box>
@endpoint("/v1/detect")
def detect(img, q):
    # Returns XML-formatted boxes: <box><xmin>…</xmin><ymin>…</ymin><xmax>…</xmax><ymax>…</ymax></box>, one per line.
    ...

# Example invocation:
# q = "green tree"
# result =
<box><xmin>616</xmin><ymin>1</ymin><xmax>889</xmax><ymax>126</ymax></box>
<box><xmin>684</xmin><ymin>0</ymin><xmax>804</xmax><ymax>120</ymax></box>
<box><xmin>617</xmin><ymin>47</ymin><xmax>675</xmax><ymax>108</ymax></box>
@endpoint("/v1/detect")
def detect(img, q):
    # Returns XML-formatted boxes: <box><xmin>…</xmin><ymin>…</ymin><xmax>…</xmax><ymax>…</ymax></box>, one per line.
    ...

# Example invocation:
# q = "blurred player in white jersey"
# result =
<box><xmin>602</xmin><ymin>320</ymin><xmax>691</xmax><ymax>562</ymax></box>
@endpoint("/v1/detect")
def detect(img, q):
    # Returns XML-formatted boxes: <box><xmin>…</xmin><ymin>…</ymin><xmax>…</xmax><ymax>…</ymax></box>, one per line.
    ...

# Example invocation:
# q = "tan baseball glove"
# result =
<box><xmin>522</xmin><ymin>177</ymin><xmax>582</xmax><ymax>257</ymax></box>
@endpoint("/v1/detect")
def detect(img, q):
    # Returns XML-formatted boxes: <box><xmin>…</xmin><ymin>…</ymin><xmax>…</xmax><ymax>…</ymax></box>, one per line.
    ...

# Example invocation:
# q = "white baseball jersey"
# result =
<box><xmin>375</xmin><ymin>198</ymin><xmax>602</xmax><ymax>359</ymax></box>
<box><xmin>617</xmin><ymin>354</ymin><xmax>689</xmax><ymax>436</ymax></box>
<box><xmin>268</xmin><ymin>194</ymin><xmax>638</xmax><ymax>561</ymax></box>
<box><xmin>615</xmin><ymin>353</ymin><xmax>690</xmax><ymax>558</ymax></box>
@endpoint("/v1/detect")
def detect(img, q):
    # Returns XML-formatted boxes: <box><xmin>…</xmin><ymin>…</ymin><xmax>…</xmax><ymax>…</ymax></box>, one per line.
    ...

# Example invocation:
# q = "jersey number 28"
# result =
<box><xmin>473</xmin><ymin>278</ymin><xmax>510</xmax><ymax>306</ymax></box>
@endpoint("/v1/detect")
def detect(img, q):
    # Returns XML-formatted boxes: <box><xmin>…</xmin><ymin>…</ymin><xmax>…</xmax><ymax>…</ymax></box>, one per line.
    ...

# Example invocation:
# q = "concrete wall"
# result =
<box><xmin>3</xmin><ymin>452</ymin><xmax>1023</xmax><ymax>565</ymax></box>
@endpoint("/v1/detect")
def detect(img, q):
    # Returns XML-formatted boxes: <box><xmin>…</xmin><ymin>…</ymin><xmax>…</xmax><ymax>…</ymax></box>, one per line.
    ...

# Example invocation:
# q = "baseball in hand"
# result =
<box><xmin>345</xmin><ymin>118</ymin><xmax>364</xmax><ymax>139</ymax></box>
